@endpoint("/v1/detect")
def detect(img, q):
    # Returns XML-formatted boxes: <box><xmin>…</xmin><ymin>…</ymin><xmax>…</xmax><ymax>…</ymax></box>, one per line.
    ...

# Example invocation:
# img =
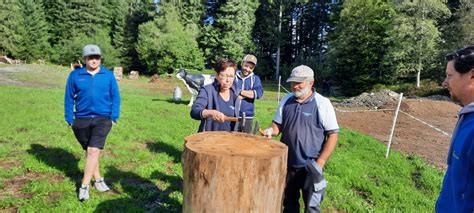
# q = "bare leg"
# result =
<box><xmin>81</xmin><ymin>147</ymin><xmax>100</xmax><ymax>186</ymax></box>
<box><xmin>93</xmin><ymin>154</ymin><xmax>102</xmax><ymax>181</ymax></box>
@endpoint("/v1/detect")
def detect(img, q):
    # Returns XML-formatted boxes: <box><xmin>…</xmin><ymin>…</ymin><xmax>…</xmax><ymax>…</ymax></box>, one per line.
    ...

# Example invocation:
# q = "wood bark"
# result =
<box><xmin>182</xmin><ymin>131</ymin><xmax>288</xmax><ymax>212</ymax></box>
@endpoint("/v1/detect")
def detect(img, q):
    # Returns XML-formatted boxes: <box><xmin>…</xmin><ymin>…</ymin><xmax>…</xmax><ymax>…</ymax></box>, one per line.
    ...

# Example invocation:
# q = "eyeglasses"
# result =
<box><xmin>218</xmin><ymin>74</ymin><xmax>235</xmax><ymax>80</ymax></box>
<box><xmin>445</xmin><ymin>45</ymin><xmax>474</xmax><ymax>61</ymax></box>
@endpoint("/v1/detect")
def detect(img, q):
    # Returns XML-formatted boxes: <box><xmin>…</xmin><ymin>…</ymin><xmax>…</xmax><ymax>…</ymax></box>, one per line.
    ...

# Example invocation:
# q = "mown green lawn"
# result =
<box><xmin>0</xmin><ymin>65</ymin><xmax>444</xmax><ymax>212</ymax></box>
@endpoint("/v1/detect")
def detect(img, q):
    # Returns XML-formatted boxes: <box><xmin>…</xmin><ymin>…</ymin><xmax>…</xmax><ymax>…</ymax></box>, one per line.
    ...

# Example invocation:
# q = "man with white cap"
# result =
<box><xmin>234</xmin><ymin>54</ymin><xmax>264</xmax><ymax>132</ymax></box>
<box><xmin>64</xmin><ymin>44</ymin><xmax>121</xmax><ymax>201</ymax></box>
<box><xmin>263</xmin><ymin>65</ymin><xmax>339</xmax><ymax>212</ymax></box>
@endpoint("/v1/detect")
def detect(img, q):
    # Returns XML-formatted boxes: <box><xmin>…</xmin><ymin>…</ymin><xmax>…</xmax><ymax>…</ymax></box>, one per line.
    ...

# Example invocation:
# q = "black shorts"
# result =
<box><xmin>72</xmin><ymin>117</ymin><xmax>113</xmax><ymax>150</ymax></box>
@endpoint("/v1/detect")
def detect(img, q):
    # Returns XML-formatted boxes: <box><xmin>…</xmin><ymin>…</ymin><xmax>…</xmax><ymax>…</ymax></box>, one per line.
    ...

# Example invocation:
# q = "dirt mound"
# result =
<box><xmin>336</xmin><ymin>90</ymin><xmax>400</xmax><ymax>108</ymax></box>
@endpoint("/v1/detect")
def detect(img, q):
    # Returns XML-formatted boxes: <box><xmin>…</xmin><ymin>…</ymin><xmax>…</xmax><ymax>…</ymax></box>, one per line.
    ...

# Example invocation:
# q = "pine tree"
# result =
<box><xmin>108</xmin><ymin>0</ymin><xmax>130</xmax><ymax>66</ymax></box>
<box><xmin>19</xmin><ymin>0</ymin><xmax>51</xmax><ymax>62</ymax></box>
<box><xmin>0</xmin><ymin>0</ymin><xmax>25</xmax><ymax>58</ymax></box>
<box><xmin>253</xmin><ymin>0</ymin><xmax>281</xmax><ymax>78</ymax></box>
<box><xmin>442</xmin><ymin>0</ymin><xmax>473</xmax><ymax>49</ymax></box>
<box><xmin>200</xmin><ymin>0</ymin><xmax>259</xmax><ymax>67</ymax></box>
<box><xmin>43</xmin><ymin>0</ymin><xmax>68</xmax><ymax>48</ymax></box>
<box><xmin>136</xmin><ymin>3</ymin><xmax>204</xmax><ymax>75</ymax></box>
<box><xmin>122</xmin><ymin>0</ymin><xmax>157</xmax><ymax>72</ymax></box>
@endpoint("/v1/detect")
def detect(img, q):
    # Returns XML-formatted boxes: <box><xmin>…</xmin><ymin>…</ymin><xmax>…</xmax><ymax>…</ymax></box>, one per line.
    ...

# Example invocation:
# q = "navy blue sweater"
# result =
<box><xmin>64</xmin><ymin>66</ymin><xmax>120</xmax><ymax>125</ymax></box>
<box><xmin>233</xmin><ymin>71</ymin><xmax>263</xmax><ymax>118</ymax></box>
<box><xmin>190</xmin><ymin>82</ymin><xmax>241</xmax><ymax>132</ymax></box>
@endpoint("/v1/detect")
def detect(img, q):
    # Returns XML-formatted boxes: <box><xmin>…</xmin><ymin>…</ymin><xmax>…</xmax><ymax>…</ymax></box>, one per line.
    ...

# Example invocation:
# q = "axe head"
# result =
<box><xmin>240</xmin><ymin>112</ymin><xmax>246</xmax><ymax>133</ymax></box>
<box><xmin>252</xmin><ymin>121</ymin><xmax>260</xmax><ymax>135</ymax></box>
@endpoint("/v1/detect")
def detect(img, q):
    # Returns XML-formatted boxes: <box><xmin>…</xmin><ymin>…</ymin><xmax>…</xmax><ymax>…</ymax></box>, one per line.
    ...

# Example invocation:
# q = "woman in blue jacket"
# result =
<box><xmin>190</xmin><ymin>58</ymin><xmax>241</xmax><ymax>132</ymax></box>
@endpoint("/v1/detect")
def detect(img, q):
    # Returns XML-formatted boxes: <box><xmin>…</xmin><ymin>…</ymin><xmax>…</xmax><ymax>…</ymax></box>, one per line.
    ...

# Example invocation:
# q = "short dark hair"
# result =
<box><xmin>446</xmin><ymin>45</ymin><xmax>474</xmax><ymax>74</ymax></box>
<box><xmin>214</xmin><ymin>58</ymin><xmax>237</xmax><ymax>74</ymax></box>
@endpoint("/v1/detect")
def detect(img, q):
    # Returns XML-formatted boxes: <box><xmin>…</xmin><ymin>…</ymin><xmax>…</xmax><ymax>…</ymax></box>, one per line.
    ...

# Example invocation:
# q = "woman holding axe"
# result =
<box><xmin>190</xmin><ymin>58</ymin><xmax>242</xmax><ymax>132</ymax></box>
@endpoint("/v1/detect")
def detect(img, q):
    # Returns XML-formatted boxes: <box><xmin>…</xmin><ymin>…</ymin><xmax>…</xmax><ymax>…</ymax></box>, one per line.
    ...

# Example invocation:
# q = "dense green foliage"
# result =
<box><xmin>0</xmin><ymin>64</ymin><xmax>444</xmax><ymax>211</ymax></box>
<box><xmin>137</xmin><ymin>3</ymin><xmax>204</xmax><ymax>74</ymax></box>
<box><xmin>0</xmin><ymin>0</ymin><xmax>470</xmax><ymax>94</ymax></box>
<box><xmin>328</xmin><ymin>0</ymin><xmax>396</xmax><ymax>95</ymax></box>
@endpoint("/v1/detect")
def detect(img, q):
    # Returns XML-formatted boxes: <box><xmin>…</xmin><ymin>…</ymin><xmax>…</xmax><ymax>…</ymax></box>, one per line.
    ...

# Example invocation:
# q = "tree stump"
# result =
<box><xmin>182</xmin><ymin>131</ymin><xmax>288</xmax><ymax>212</ymax></box>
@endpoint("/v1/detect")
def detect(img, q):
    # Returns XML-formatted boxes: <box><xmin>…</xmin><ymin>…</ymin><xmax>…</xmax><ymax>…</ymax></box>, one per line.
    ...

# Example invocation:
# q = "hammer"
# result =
<box><xmin>224</xmin><ymin>112</ymin><xmax>247</xmax><ymax>132</ymax></box>
<box><xmin>225</xmin><ymin>113</ymin><xmax>266</xmax><ymax>135</ymax></box>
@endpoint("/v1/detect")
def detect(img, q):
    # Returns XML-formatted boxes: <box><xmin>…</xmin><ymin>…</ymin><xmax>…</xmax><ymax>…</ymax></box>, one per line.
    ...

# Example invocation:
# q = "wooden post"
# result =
<box><xmin>182</xmin><ymin>132</ymin><xmax>288</xmax><ymax>212</ymax></box>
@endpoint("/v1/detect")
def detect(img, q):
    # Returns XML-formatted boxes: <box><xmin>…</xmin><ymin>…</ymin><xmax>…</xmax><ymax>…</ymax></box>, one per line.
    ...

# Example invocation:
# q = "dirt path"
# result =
<box><xmin>0</xmin><ymin>66</ymin><xmax>34</xmax><ymax>86</ymax></box>
<box><xmin>336</xmin><ymin>99</ymin><xmax>460</xmax><ymax>170</ymax></box>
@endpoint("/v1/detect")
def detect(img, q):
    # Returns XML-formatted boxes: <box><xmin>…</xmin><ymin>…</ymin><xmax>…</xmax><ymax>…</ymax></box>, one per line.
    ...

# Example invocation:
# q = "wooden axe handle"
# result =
<box><xmin>224</xmin><ymin>116</ymin><xmax>239</xmax><ymax>122</ymax></box>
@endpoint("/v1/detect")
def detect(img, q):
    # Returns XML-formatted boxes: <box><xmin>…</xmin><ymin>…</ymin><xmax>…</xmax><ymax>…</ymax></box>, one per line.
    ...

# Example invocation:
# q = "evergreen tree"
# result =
<box><xmin>253</xmin><ymin>0</ymin><xmax>281</xmax><ymax>78</ymax></box>
<box><xmin>328</xmin><ymin>0</ymin><xmax>396</xmax><ymax>95</ymax></box>
<box><xmin>0</xmin><ymin>0</ymin><xmax>25</xmax><ymax>58</ymax></box>
<box><xmin>174</xmin><ymin>0</ymin><xmax>206</xmax><ymax>35</ymax></box>
<box><xmin>198</xmin><ymin>24</ymin><xmax>220</xmax><ymax>67</ymax></box>
<box><xmin>136</xmin><ymin>3</ymin><xmax>204</xmax><ymax>75</ymax></box>
<box><xmin>56</xmin><ymin>29</ymin><xmax>121</xmax><ymax>68</ymax></box>
<box><xmin>44</xmin><ymin>0</ymin><xmax>117</xmax><ymax>64</ymax></box>
<box><xmin>122</xmin><ymin>0</ymin><xmax>157</xmax><ymax>72</ymax></box>
<box><xmin>200</xmin><ymin>0</ymin><xmax>259</xmax><ymax>67</ymax></box>
<box><xmin>43</xmin><ymin>0</ymin><xmax>68</xmax><ymax>48</ymax></box>
<box><xmin>109</xmin><ymin>0</ymin><xmax>130</xmax><ymax>66</ymax></box>
<box><xmin>442</xmin><ymin>0</ymin><xmax>473</xmax><ymax>50</ymax></box>
<box><xmin>19</xmin><ymin>0</ymin><xmax>51</xmax><ymax>62</ymax></box>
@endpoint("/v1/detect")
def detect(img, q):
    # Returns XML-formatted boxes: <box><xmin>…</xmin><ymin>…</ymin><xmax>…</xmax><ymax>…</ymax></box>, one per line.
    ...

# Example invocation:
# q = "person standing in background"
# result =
<box><xmin>64</xmin><ymin>44</ymin><xmax>120</xmax><ymax>201</ymax></box>
<box><xmin>234</xmin><ymin>54</ymin><xmax>263</xmax><ymax>133</ymax></box>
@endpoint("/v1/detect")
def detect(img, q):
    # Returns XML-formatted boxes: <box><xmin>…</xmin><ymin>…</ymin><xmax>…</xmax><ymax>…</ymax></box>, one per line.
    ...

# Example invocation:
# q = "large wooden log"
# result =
<box><xmin>182</xmin><ymin>131</ymin><xmax>288</xmax><ymax>212</ymax></box>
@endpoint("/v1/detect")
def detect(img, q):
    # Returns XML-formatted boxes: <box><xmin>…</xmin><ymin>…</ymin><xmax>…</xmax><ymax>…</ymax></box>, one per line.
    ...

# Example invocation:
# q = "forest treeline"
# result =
<box><xmin>0</xmin><ymin>0</ymin><xmax>472</xmax><ymax>95</ymax></box>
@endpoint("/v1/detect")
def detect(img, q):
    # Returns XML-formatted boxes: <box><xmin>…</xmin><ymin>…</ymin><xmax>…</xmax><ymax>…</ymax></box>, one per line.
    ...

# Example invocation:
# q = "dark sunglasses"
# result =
<box><xmin>445</xmin><ymin>45</ymin><xmax>474</xmax><ymax>61</ymax></box>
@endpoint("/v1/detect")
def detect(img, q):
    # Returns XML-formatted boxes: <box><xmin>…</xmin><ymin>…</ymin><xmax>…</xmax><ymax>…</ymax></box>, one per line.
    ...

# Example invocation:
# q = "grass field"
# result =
<box><xmin>0</xmin><ymin>64</ymin><xmax>444</xmax><ymax>212</ymax></box>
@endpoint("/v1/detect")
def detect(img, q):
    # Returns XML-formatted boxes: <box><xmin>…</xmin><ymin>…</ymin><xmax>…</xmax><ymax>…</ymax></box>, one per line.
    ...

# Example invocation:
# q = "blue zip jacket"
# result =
<box><xmin>64</xmin><ymin>66</ymin><xmax>120</xmax><ymax>125</ymax></box>
<box><xmin>233</xmin><ymin>70</ymin><xmax>263</xmax><ymax>118</ymax></box>
<box><xmin>436</xmin><ymin>103</ymin><xmax>474</xmax><ymax>212</ymax></box>
<box><xmin>190</xmin><ymin>81</ymin><xmax>241</xmax><ymax>132</ymax></box>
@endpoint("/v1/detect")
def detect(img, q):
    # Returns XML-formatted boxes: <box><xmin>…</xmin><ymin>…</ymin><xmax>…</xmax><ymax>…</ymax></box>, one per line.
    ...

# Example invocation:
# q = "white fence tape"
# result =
<box><xmin>335</xmin><ymin>108</ymin><xmax>395</xmax><ymax>113</ymax></box>
<box><xmin>334</xmin><ymin>107</ymin><xmax>452</xmax><ymax>137</ymax></box>
<box><xmin>399</xmin><ymin>110</ymin><xmax>452</xmax><ymax>137</ymax></box>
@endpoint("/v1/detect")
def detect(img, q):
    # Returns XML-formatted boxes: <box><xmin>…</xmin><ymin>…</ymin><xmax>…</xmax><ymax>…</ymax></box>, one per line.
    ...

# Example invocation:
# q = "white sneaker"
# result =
<box><xmin>94</xmin><ymin>178</ymin><xmax>110</xmax><ymax>192</ymax></box>
<box><xmin>78</xmin><ymin>185</ymin><xmax>90</xmax><ymax>201</ymax></box>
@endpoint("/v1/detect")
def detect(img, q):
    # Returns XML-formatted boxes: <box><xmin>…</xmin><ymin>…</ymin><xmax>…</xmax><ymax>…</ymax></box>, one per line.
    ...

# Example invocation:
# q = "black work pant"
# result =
<box><xmin>283</xmin><ymin>161</ymin><xmax>327</xmax><ymax>213</ymax></box>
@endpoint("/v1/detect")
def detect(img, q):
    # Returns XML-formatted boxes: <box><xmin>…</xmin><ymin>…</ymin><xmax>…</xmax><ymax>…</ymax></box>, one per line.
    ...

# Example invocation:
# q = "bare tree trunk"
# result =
<box><xmin>182</xmin><ymin>132</ymin><xmax>288</xmax><ymax>212</ymax></box>
<box><xmin>416</xmin><ymin>69</ymin><xmax>421</xmax><ymax>88</ymax></box>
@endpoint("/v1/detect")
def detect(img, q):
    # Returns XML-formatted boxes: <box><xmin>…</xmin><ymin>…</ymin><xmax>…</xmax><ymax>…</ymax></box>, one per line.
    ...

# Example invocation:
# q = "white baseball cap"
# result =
<box><xmin>287</xmin><ymin>65</ymin><xmax>314</xmax><ymax>82</ymax></box>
